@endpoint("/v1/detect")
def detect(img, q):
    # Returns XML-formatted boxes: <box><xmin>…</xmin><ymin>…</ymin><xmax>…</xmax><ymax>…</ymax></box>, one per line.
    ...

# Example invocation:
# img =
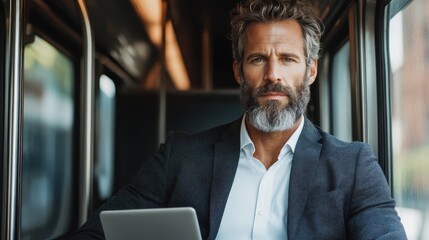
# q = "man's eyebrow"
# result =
<box><xmin>277</xmin><ymin>52</ymin><xmax>302</xmax><ymax>59</ymax></box>
<box><xmin>245</xmin><ymin>52</ymin><xmax>302</xmax><ymax>60</ymax></box>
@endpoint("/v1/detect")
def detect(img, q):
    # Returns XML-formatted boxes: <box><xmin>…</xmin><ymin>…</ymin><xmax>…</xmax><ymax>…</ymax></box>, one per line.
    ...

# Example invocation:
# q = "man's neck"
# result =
<box><xmin>245</xmin><ymin>117</ymin><xmax>302</xmax><ymax>169</ymax></box>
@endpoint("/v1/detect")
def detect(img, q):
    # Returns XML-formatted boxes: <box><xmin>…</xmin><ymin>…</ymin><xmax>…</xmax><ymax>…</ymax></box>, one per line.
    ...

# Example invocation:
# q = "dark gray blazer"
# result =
<box><xmin>73</xmin><ymin>118</ymin><xmax>407</xmax><ymax>239</ymax></box>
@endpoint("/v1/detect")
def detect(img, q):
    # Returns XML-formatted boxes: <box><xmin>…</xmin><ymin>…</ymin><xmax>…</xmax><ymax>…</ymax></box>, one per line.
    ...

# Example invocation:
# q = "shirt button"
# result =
<box><xmin>259</xmin><ymin>210</ymin><xmax>264</xmax><ymax>215</ymax></box>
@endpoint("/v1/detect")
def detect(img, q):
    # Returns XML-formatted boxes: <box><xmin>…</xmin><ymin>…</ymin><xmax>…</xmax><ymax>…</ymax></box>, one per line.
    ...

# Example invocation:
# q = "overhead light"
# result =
<box><xmin>130</xmin><ymin>0</ymin><xmax>190</xmax><ymax>90</ymax></box>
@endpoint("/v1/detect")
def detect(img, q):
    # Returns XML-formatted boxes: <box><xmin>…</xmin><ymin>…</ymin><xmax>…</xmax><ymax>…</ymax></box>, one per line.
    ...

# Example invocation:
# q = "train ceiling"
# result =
<box><xmin>40</xmin><ymin>0</ymin><xmax>341</xmax><ymax>89</ymax></box>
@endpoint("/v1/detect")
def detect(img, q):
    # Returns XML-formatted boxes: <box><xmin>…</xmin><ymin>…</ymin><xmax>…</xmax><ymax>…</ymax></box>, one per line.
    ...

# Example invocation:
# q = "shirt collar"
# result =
<box><xmin>287</xmin><ymin>115</ymin><xmax>304</xmax><ymax>153</ymax></box>
<box><xmin>240</xmin><ymin>115</ymin><xmax>254</xmax><ymax>154</ymax></box>
<box><xmin>239</xmin><ymin>114</ymin><xmax>305</xmax><ymax>154</ymax></box>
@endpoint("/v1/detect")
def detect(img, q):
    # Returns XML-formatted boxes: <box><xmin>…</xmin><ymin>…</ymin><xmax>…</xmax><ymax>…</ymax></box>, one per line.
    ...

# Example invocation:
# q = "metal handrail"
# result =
<box><xmin>157</xmin><ymin>0</ymin><xmax>168</xmax><ymax>146</ymax></box>
<box><xmin>1</xmin><ymin>0</ymin><xmax>24</xmax><ymax>239</ymax></box>
<box><xmin>76</xmin><ymin>0</ymin><xmax>95</xmax><ymax>227</ymax></box>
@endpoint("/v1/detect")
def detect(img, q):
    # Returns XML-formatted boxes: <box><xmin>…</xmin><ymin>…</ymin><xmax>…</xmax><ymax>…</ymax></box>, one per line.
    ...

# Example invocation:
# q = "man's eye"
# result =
<box><xmin>281</xmin><ymin>58</ymin><xmax>295</xmax><ymax>63</ymax></box>
<box><xmin>251</xmin><ymin>58</ymin><xmax>265</xmax><ymax>63</ymax></box>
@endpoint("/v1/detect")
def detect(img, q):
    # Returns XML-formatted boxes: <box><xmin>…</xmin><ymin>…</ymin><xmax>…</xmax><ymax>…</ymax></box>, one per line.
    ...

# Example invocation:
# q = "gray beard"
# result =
<box><xmin>240</xmin><ymin>77</ymin><xmax>310</xmax><ymax>133</ymax></box>
<box><xmin>247</xmin><ymin>100</ymin><xmax>298</xmax><ymax>133</ymax></box>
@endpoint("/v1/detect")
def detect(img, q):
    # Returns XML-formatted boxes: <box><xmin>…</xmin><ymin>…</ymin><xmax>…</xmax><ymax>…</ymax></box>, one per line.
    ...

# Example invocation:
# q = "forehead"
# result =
<box><xmin>243</xmin><ymin>20</ymin><xmax>305</xmax><ymax>55</ymax></box>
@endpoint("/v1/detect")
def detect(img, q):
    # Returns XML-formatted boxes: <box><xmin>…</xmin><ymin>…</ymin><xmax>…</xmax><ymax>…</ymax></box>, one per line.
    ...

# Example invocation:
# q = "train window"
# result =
<box><xmin>387</xmin><ymin>0</ymin><xmax>429</xmax><ymax>238</ymax></box>
<box><xmin>95</xmin><ymin>74</ymin><xmax>116</xmax><ymax>200</ymax></box>
<box><xmin>22</xmin><ymin>36</ymin><xmax>74</xmax><ymax>239</ymax></box>
<box><xmin>330</xmin><ymin>41</ymin><xmax>352</xmax><ymax>142</ymax></box>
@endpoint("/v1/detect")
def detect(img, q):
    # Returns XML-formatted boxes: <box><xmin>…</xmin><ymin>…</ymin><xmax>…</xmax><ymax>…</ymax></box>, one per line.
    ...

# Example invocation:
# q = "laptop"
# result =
<box><xmin>100</xmin><ymin>207</ymin><xmax>202</xmax><ymax>240</ymax></box>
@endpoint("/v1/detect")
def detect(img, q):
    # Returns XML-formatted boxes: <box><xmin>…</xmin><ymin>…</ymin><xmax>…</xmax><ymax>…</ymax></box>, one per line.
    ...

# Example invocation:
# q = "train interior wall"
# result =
<box><xmin>112</xmin><ymin>91</ymin><xmax>244</xmax><ymax>194</ymax></box>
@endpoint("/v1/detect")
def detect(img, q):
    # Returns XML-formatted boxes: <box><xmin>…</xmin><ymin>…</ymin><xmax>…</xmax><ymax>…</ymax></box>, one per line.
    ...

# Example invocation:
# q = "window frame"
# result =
<box><xmin>375</xmin><ymin>0</ymin><xmax>394</xmax><ymax>188</ymax></box>
<box><xmin>317</xmin><ymin>4</ymin><xmax>360</xmax><ymax>141</ymax></box>
<box><xmin>22</xmin><ymin>1</ymin><xmax>82</xmax><ymax>237</ymax></box>
<box><xmin>0</xmin><ymin>0</ymin><xmax>6</xmax><ymax>220</ymax></box>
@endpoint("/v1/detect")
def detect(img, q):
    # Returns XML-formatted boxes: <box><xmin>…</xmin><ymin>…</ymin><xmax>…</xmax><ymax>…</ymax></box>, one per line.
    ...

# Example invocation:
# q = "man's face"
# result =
<box><xmin>234</xmin><ymin>20</ymin><xmax>318</xmax><ymax>132</ymax></box>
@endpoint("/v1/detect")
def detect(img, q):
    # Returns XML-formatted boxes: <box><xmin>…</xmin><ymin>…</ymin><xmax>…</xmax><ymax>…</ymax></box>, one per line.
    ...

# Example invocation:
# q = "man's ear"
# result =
<box><xmin>307</xmin><ymin>59</ymin><xmax>318</xmax><ymax>85</ymax></box>
<box><xmin>233</xmin><ymin>61</ymin><xmax>241</xmax><ymax>85</ymax></box>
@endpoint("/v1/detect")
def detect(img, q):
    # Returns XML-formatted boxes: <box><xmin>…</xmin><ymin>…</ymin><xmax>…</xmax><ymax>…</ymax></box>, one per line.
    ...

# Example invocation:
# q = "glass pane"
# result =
<box><xmin>331</xmin><ymin>41</ymin><xmax>352</xmax><ymax>141</ymax></box>
<box><xmin>388</xmin><ymin>1</ymin><xmax>429</xmax><ymax>239</ymax></box>
<box><xmin>22</xmin><ymin>36</ymin><xmax>74</xmax><ymax>239</ymax></box>
<box><xmin>96</xmin><ymin>75</ymin><xmax>116</xmax><ymax>200</ymax></box>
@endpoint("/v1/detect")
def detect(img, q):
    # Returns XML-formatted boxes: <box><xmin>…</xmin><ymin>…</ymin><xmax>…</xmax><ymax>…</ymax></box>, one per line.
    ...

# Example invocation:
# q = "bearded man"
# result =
<box><xmin>73</xmin><ymin>0</ymin><xmax>406</xmax><ymax>239</ymax></box>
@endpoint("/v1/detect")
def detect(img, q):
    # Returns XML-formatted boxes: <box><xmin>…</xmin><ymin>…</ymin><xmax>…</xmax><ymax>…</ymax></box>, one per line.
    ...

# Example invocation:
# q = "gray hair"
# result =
<box><xmin>230</xmin><ymin>0</ymin><xmax>323</xmax><ymax>67</ymax></box>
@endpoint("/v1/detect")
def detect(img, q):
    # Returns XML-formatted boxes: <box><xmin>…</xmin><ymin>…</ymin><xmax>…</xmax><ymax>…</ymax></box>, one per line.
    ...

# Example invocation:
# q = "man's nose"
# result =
<box><xmin>264</xmin><ymin>60</ymin><xmax>282</xmax><ymax>83</ymax></box>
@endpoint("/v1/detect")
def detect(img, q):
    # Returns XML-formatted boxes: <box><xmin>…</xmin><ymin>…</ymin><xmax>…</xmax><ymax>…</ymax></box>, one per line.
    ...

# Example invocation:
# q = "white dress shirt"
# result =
<box><xmin>216</xmin><ymin>116</ymin><xmax>304</xmax><ymax>240</ymax></box>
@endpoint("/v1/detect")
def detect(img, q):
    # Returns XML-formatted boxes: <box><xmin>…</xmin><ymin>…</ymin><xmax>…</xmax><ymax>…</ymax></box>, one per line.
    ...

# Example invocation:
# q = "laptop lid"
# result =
<box><xmin>100</xmin><ymin>207</ymin><xmax>202</xmax><ymax>240</ymax></box>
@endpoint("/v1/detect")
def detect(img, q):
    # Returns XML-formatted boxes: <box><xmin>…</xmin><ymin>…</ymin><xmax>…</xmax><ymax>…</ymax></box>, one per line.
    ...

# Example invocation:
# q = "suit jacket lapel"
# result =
<box><xmin>287</xmin><ymin>118</ymin><xmax>322</xmax><ymax>239</ymax></box>
<box><xmin>207</xmin><ymin>119</ymin><xmax>241</xmax><ymax>240</ymax></box>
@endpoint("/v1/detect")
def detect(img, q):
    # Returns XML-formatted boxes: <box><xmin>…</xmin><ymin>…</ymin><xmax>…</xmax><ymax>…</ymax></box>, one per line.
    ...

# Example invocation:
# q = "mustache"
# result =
<box><xmin>253</xmin><ymin>83</ymin><xmax>293</xmax><ymax>97</ymax></box>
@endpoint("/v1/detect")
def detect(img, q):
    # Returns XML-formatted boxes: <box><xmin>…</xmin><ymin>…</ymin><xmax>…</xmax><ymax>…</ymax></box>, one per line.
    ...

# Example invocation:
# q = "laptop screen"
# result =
<box><xmin>100</xmin><ymin>207</ymin><xmax>202</xmax><ymax>240</ymax></box>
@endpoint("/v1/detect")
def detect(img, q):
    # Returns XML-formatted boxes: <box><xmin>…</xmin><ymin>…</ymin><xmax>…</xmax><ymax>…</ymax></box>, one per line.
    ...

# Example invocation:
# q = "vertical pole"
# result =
<box><xmin>202</xmin><ymin>4</ymin><xmax>212</xmax><ymax>90</ymax></box>
<box><xmin>76</xmin><ymin>0</ymin><xmax>95</xmax><ymax>226</ymax></box>
<box><xmin>157</xmin><ymin>0</ymin><xmax>168</xmax><ymax>145</ymax></box>
<box><xmin>1</xmin><ymin>0</ymin><xmax>24</xmax><ymax>239</ymax></box>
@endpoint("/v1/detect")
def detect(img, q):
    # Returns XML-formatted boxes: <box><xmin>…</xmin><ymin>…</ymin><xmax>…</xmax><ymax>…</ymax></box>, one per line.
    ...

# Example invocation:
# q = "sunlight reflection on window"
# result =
<box><xmin>96</xmin><ymin>75</ymin><xmax>116</xmax><ymax>200</ymax></box>
<box><xmin>331</xmin><ymin>41</ymin><xmax>352</xmax><ymax>142</ymax></box>
<box><xmin>22</xmin><ymin>36</ymin><xmax>74</xmax><ymax>239</ymax></box>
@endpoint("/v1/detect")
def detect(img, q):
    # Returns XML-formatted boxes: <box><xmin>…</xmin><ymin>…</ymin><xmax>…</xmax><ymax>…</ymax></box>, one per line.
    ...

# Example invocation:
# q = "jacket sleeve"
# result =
<box><xmin>347</xmin><ymin>143</ymin><xmax>407</xmax><ymax>239</ymax></box>
<box><xmin>71</xmin><ymin>135</ymin><xmax>174</xmax><ymax>239</ymax></box>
